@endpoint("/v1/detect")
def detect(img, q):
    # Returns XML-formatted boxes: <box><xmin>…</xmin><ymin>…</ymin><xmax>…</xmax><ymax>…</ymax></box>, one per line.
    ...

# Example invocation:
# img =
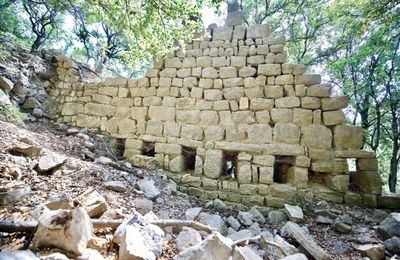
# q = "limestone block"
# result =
<box><xmin>275</xmin><ymin>75</ymin><xmax>294</xmax><ymax>85</ymax></box>
<box><xmin>204</xmin><ymin>126</ymin><xmax>225</xmax><ymax>141</ymax></box>
<box><xmin>194</xmin><ymin>100</ymin><xmax>212</xmax><ymax>111</ymax></box>
<box><xmin>104</xmin><ymin>117</ymin><xmax>119</xmax><ymax>133</ymax></box>
<box><xmin>311</xmin><ymin>160</ymin><xmax>348</xmax><ymax>173</ymax></box>
<box><xmin>294</xmin><ymin>156</ymin><xmax>311</xmax><ymax>167</ymax></box>
<box><xmin>301</xmin><ymin>124</ymin><xmax>332</xmax><ymax>149</ymax></box>
<box><xmin>204</xmin><ymin>89</ymin><xmax>222</xmax><ymax>101</ymax></box>
<box><xmin>131</xmin><ymin>107</ymin><xmax>148</xmax><ymax>120</ymax></box>
<box><xmin>350</xmin><ymin>171</ymin><xmax>382</xmax><ymax>194</ymax></box>
<box><xmin>232</xmin><ymin>111</ymin><xmax>256</xmax><ymax>124</ymax></box>
<box><xmin>256</xmin><ymin>45</ymin><xmax>269</xmax><ymax>55</ymax></box>
<box><xmin>268</xmin><ymin>183</ymin><xmax>296</xmax><ymax>199</ymax></box>
<box><xmin>244</xmin><ymin>77</ymin><xmax>255</xmax><ymax>88</ymax></box>
<box><xmin>204</xmin><ymin>150</ymin><xmax>223</xmax><ymax>179</ymax></box>
<box><xmin>301</xmin><ymin>97</ymin><xmax>321</xmax><ymax>109</ymax></box>
<box><xmin>223</xmin><ymin>87</ymin><xmax>244</xmax><ymax>100</ymax></box>
<box><xmin>160</xmin><ymin>68</ymin><xmax>177</xmax><ymax>78</ymax></box>
<box><xmin>231</xmin><ymin>56</ymin><xmax>246</xmax><ymax>67</ymax></box>
<box><xmin>295</xmin><ymin>74</ymin><xmax>321</xmax><ymax>86</ymax></box>
<box><xmin>323</xmin><ymin>174</ymin><xmax>349</xmax><ymax>192</ymax></box>
<box><xmin>76</xmin><ymin>114</ymin><xmax>101</xmax><ymax>128</ymax></box>
<box><xmin>157</xmin><ymin>77</ymin><xmax>171</xmax><ymax>88</ymax></box>
<box><xmin>292</xmin><ymin>108</ymin><xmax>313</xmax><ymax>126</ymax></box>
<box><xmin>212</xmin><ymin>57</ymin><xmax>228</xmax><ymax>67</ymax></box>
<box><xmin>357</xmin><ymin>158</ymin><xmax>378</xmax><ymax>171</ymax></box>
<box><xmin>198</xmin><ymin>79</ymin><xmax>213</xmax><ymax>89</ymax></box>
<box><xmin>286</xmin><ymin>167</ymin><xmax>308</xmax><ymax>188</ymax></box>
<box><xmin>98</xmin><ymin>86</ymin><xmax>118</xmax><ymax>96</ymax></box>
<box><xmin>313</xmin><ymin>110</ymin><xmax>322</xmax><ymax>124</ymax></box>
<box><xmin>183</xmin><ymin>57</ymin><xmax>196</xmax><ymax>68</ymax></box>
<box><xmin>170</xmin><ymin>156</ymin><xmax>185</xmax><ymax>173</ymax></box>
<box><xmin>190</xmin><ymin>87</ymin><xmax>203</xmax><ymax>99</ymax></box>
<box><xmin>112</xmin><ymin>97</ymin><xmax>133</xmax><ymax>107</ymax></box>
<box><xmin>233</xmin><ymin>26</ymin><xmax>246</xmax><ymax>39</ymax></box>
<box><xmin>238</xmin><ymin>45</ymin><xmax>249</xmax><ymax>56</ymax></box>
<box><xmin>271</xmin><ymin>108</ymin><xmax>292</xmax><ymax>123</ymax></box>
<box><xmin>323</xmin><ymin>110</ymin><xmax>346</xmax><ymax>126</ymax></box>
<box><xmin>239</xmin><ymin>67</ymin><xmax>256</xmax><ymax>77</ymax></box>
<box><xmin>176</xmin><ymin>110</ymin><xmax>200</xmax><ymax>124</ymax></box>
<box><xmin>183</xmin><ymin>77</ymin><xmax>198</xmax><ymax>88</ymax></box>
<box><xmin>307</xmin><ymin>83</ymin><xmax>332</xmax><ymax>97</ymax></box>
<box><xmin>283</xmin><ymin>85</ymin><xmax>295</xmax><ymax>96</ymax></box>
<box><xmin>333</xmin><ymin>125</ymin><xmax>363</xmax><ymax>149</ymax></box>
<box><xmin>147</xmin><ymin>106</ymin><xmax>174</xmax><ymax>122</ymax></box>
<box><xmin>321</xmin><ymin>96</ymin><xmax>348</xmax><ymax>111</ymax></box>
<box><xmin>295</xmin><ymin>85</ymin><xmax>306</xmax><ymax>97</ymax></box>
<box><xmin>118</xmin><ymin>118</ymin><xmax>136</xmax><ymax>134</ymax></box>
<box><xmin>146</xmin><ymin>121</ymin><xmax>163</xmax><ymax>136</ymax></box>
<box><xmin>200</xmin><ymin>110</ymin><xmax>219</xmax><ymax>125</ymax></box>
<box><xmin>164</xmin><ymin>122</ymin><xmax>181</xmax><ymax>137</ymax></box>
<box><xmin>334</xmin><ymin>150</ymin><xmax>375</xmax><ymax>159</ymax></box>
<box><xmin>247</xmin><ymin>55</ymin><xmax>265</xmax><ymax>65</ymax></box>
<box><xmin>265</xmin><ymin>85</ymin><xmax>284</xmax><ymax>98</ymax></box>
<box><xmin>192</xmin><ymin>68</ymin><xmax>202</xmax><ymax>78</ymax></box>
<box><xmin>252</xmin><ymin>155</ymin><xmax>274</xmax><ymax>166</ymax></box>
<box><xmin>197</xmin><ymin>56</ymin><xmax>212</xmax><ymax>67</ymax></box>
<box><xmin>259</xmin><ymin>166</ymin><xmax>273</xmax><ymax>184</ymax></box>
<box><xmin>275</xmin><ymin>96</ymin><xmax>300</xmax><ymax>108</ymax></box>
<box><xmin>202</xmin><ymin>67</ymin><xmax>219</xmax><ymax>79</ymax></box>
<box><xmin>219</xmin><ymin>67</ymin><xmax>237</xmax><ymax>79</ymax></box>
<box><xmin>237</xmin><ymin>161</ymin><xmax>252</xmax><ymax>184</ymax></box>
<box><xmin>225</xmin><ymin>125</ymin><xmax>246</xmax><ymax>141</ymax></box>
<box><xmin>213</xmin><ymin>100</ymin><xmax>230</xmax><ymax>111</ymax></box>
<box><xmin>258</xmin><ymin>64</ymin><xmax>281</xmax><ymax>76</ymax></box>
<box><xmin>139</xmin><ymin>86</ymin><xmax>157</xmax><ymax>97</ymax></box>
<box><xmin>213</xmin><ymin>26</ymin><xmax>233</xmax><ymax>40</ymax></box>
<box><xmin>126</xmin><ymin>139</ymin><xmax>143</xmax><ymax>150</ymax></box>
<box><xmin>155</xmin><ymin>143</ymin><xmax>182</xmax><ymax>155</ymax></box>
<box><xmin>84</xmin><ymin>103</ymin><xmax>115</xmax><ymax>116</ymax></box>
<box><xmin>247</xmin><ymin>24</ymin><xmax>270</xmax><ymax>38</ymax></box>
<box><xmin>247</xmin><ymin>124</ymin><xmax>272</xmax><ymax>143</ymax></box>
<box><xmin>244</xmin><ymin>86</ymin><xmax>263</xmax><ymax>98</ymax></box>
<box><xmin>249</xmin><ymin>98</ymin><xmax>274</xmax><ymax>111</ymax></box>
<box><xmin>273</xmin><ymin>123</ymin><xmax>300</xmax><ymax>144</ymax></box>
<box><xmin>214</xmin><ymin>79</ymin><xmax>223</xmax><ymax>89</ymax></box>
<box><xmin>181</xmin><ymin>124</ymin><xmax>203</xmax><ymax>140</ymax></box>
<box><xmin>177</xmin><ymin>68</ymin><xmax>191</xmax><ymax>78</ymax></box>
<box><xmin>165</xmin><ymin>58</ymin><xmax>182</xmax><ymax>68</ymax></box>
<box><xmin>239</xmin><ymin>97</ymin><xmax>249</xmax><ymax>110</ymax></box>
<box><xmin>62</xmin><ymin>103</ymin><xmax>84</xmax><ymax>116</ymax></box>
<box><xmin>265</xmin><ymin>144</ymin><xmax>305</xmax><ymax>156</ymax></box>
<box><xmin>275</xmin><ymin>53</ymin><xmax>287</xmax><ymax>63</ymax></box>
<box><xmin>230</xmin><ymin>100</ymin><xmax>239</xmax><ymax>111</ymax></box>
<box><xmin>93</xmin><ymin>94</ymin><xmax>112</xmax><ymax>104</ymax></box>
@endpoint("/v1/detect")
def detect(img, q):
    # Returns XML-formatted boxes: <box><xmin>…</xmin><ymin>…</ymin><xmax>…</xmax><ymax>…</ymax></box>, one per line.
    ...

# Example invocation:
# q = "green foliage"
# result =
<box><xmin>0</xmin><ymin>105</ymin><xmax>23</xmax><ymax>124</ymax></box>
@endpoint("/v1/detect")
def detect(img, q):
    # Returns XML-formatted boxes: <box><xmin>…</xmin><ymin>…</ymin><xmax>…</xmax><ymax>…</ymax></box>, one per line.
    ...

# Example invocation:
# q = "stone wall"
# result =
<box><xmin>48</xmin><ymin>22</ymin><xmax>384</xmax><ymax>208</ymax></box>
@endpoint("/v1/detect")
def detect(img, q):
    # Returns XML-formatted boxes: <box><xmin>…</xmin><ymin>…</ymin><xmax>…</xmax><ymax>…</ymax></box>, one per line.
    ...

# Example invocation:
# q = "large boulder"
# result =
<box><xmin>176</xmin><ymin>227</ymin><xmax>203</xmax><ymax>252</ymax></box>
<box><xmin>31</xmin><ymin>208</ymin><xmax>93</xmax><ymax>255</ymax></box>
<box><xmin>377</xmin><ymin>213</ymin><xmax>400</xmax><ymax>239</ymax></box>
<box><xmin>0</xmin><ymin>250</ymin><xmax>39</xmax><ymax>259</ymax></box>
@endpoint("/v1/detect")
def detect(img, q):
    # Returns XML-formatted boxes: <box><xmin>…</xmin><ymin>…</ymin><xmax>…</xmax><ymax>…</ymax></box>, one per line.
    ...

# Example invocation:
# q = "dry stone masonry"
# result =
<box><xmin>48</xmin><ymin>14</ymin><xmax>385</xmax><ymax>208</ymax></box>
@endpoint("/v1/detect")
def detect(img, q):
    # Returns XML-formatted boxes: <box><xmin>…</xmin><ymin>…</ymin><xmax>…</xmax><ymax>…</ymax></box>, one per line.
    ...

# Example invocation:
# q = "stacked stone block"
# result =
<box><xmin>48</xmin><ymin>23</ymin><xmax>382</xmax><ymax>208</ymax></box>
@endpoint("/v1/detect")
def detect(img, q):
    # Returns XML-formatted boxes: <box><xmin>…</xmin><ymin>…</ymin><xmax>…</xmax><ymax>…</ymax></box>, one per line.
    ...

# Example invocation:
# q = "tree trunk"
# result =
<box><xmin>31</xmin><ymin>36</ymin><xmax>44</xmax><ymax>53</ymax></box>
<box><xmin>389</xmin><ymin>141</ymin><xmax>399</xmax><ymax>192</ymax></box>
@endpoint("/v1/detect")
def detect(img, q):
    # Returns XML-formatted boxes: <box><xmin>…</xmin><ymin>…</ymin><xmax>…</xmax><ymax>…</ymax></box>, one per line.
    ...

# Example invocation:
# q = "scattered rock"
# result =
<box><xmin>31</xmin><ymin>208</ymin><xmax>93</xmax><ymax>255</ymax></box>
<box><xmin>137</xmin><ymin>179</ymin><xmax>160</xmax><ymax>200</ymax></box>
<box><xmin>238</xmin><ymin>211</ymin><xmax>254</xmax><ymax>226</ymax></box>
<box><xmin>280</xmin><ymin>253</ymin><xmax>308</xmax><ymax>260</ymax></box>
<box><xmin>78</xmin><ymin>189</ymin><xmax>108</xmax><ymax>218</ymax></box>
<box><xmin>0</xmin><ymin>185</ymin><xmax>31</xmax><ymax>205</ymax></box>
<box><xmin>22</xmin><ymin>97</ymin><xmax>40</xmax><ymax>109</ymax></box>
<box><xmin>228</xmin><ymin>229</ymin><xmax>253</xmax><ymax>241</ymax></box>
<box><xmin>41</xmin><ymin>252</ymin><xmax>69</xmax><ymax>259</ymax></box>
<box><xmin>118</xmin><ymin>217</ymin><xmax>165</xmax><ymax>260</ymax></box>
<box><xmin>330</xmin><ymin>241</ymin><xmax>352</xmax><ymax>255</ymax></box>
<box><xmin>284</xmin><ymin>204</ymin><xmax>304</xmax><ymax>223</ymax></box>
<box><xmin>232</xmin><ymin>245</ymin><xmax>263</xmax><ymax>260</ymax></box>
<box><xmin>250</xmin><ymin>222</ymin><xmax>262</xmax><ymax>235</ymax></box>
<box><xmin>9</xmin><ymin>143</ymin><xmax>42</xmax><ymax>157</ymax></box>
<box><xmin>355</xmin><ymin>244</ymin><xmax>385</xmax><ymax>260</ymax></box>
<box><xmin>315</xmin><ymin>215</ymin><xmax>334</xmax><ymax>225</ymax></box>
<box><xmin>104</xmin><ymin>180</ymin><xmax>127</xmax><ymax>192</ymax></box>
<box><xmin>248</xmin><ymin>207</ymin><xmax>266</xmax><ymax>224</ymax></box>
<box><xmin>226</xmin><ymin>216</ymin><xmax>241</xmax><ymax>231</ymax></box>
<box><xmin>87</xmin><ymin>236</ymin><xmax>109</xmax><ymax>252</ymax></box>
<box><xmin>176</xmin><ymin>227</ymin><xmax>203</xmax><ymax>251</ymax></box>
<box><xmin>175</xmin><ymin>232</ymin><xmax>233</xmax><ymax>260</ymax></box>
<box><xmin>377</xmin><ymin>213</ymin><xmax>400</xmax><ymax>239</ymax></box>
<box><xmin>268</xmin><ymin>211</ymin><xmax>288</xmax><ymax>225</ymax></box>
<box><xmin>78</xmin><ymin>249</ymin><xmax>105</xmax><ymax>260</ymax></box>
<box><xmin>384</xmin><ymin>237</ymin><xmax>400</xmax><ymax>254</ymax></box>
<box><xmin>45</xmin><ymin>192</ymin><xmax>74</xmax><ymax>210</ymax></box>
<box><xmin>37</xmin><ymin>153</ymin><xmax>66</xmax><ymax>173</ymax></box>
<box><xmin>95</xmin><ymin>156</ymin><xmax>112</xmax><ymax>165</ymax></box>
<box><xmin>132</xmin><ymin>198</ymin><xmax>153</xmax><ymax>214</ymax></box>
<box><xmin>369</xmin><ymin>210</ymin><xmax>389</xmax><ymax>223</ymax></box>
<box><xmin>0</xmin><ymin>89</ymin><xmax>11</xmax><ymax>106</ymax></box>
<box><xmin>199</xmin><ymin>212</ymin><xmax>227</xmax><ymax>234</ymax></box>
<box><xmin>185</xmin><ymin>207</ymin><xmax>202</xmax><ymax>221</ymax></box>
<box><xmin>333</xmin><ymin>221</ymin><xmax>352</xmax><ymax>234</ymax></box>
<box><xmin>213</xmin><ymin>199</ymin><xmax>227</xmax><ymax>209</ymax></box>
<box><xmin>0</xmin><ymin>250</ymin><xmax>39</xmax><ymax>259</ymax></box>
<box><xmin>314</xmin><ymin>209</ymin><xmax>337</xmax><ymax>219</ymax></box>
<box><xmin>0</xmin><ymin>76</ymin><xmax>14</xmax><ymax>92</ymax></box>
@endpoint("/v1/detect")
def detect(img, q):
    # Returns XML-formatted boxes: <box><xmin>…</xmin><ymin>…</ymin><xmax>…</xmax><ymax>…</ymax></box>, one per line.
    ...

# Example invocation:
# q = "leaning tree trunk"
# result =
<box><xmin>30</xmin><ymin>36</ymin><xmax>44</xmax><ymax>53</ymax></box>
<box><xmin>388</xmin><ymin>142</ymin><xmax>399</xmax><ymax>192</ymax></box>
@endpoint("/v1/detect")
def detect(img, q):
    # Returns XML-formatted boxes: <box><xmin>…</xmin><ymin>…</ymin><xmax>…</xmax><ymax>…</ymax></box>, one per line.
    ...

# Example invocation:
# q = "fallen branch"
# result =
<box><xmin>0</xmin><ymin>219</ymin><xmax>215</xmax><ymax>234</ymax></box>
